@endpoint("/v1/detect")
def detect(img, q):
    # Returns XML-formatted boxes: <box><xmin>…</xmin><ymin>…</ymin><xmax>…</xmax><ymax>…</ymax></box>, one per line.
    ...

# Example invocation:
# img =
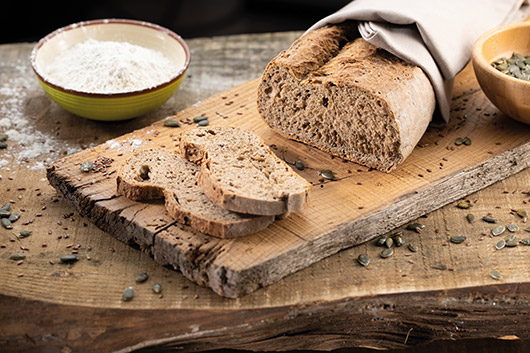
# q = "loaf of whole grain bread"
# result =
<box><xmin>257</xmin><ymin>22</ymin><xmax>436</xmax><ymax>172</ymax></box>
<box><xmin>178</xmin><ymin>126</ymin><xmax>311</xmax><ymax>216</ymax></box>
<box><xmin>117</xmin><ymin>149</ymin><xmax>274</xmax><ymax>238</ymax></box>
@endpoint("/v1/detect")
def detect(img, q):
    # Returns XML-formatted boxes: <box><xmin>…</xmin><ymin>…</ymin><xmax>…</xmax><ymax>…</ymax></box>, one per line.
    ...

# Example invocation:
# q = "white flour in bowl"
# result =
<box><xmin>38</xmin><ymin>39</ymin><xmax>179</xmax><ymax>94</ymax></box>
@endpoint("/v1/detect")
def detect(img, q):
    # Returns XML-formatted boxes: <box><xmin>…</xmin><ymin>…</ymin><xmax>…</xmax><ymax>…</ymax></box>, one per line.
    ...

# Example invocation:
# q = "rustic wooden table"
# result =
<box><xmin>1</xmin><ymin>32</ymin><xmax>530</xmax><ymax>353</ymax></box>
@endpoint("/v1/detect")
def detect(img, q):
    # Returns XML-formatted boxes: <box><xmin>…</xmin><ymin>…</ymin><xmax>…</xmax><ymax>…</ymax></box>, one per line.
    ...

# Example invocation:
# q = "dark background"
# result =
<box><xmin>2</xmin><ymin>0</ymin><xmax>350</xmax><ymax>43</ymax></box>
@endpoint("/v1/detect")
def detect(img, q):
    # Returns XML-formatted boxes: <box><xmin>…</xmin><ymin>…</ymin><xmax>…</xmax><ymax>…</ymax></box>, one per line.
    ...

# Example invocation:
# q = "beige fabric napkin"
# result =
<box><xmin>307</xmin><ymin>0</ymin><xmax>530</xmax><ymax>123</ymax></box>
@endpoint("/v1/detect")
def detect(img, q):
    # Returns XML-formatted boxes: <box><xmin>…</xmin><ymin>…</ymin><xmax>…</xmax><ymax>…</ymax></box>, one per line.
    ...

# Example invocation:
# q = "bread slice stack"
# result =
<box><xmin>117</xmin><ymin>126</ymin><xmax>311</xmax><ymax>238</ymax></box>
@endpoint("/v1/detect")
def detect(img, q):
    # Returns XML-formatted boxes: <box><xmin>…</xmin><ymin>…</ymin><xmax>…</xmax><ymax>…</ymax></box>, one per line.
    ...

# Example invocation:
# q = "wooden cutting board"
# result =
<box><xmin>47</xmin><ymin>73</ymin><xmax>530</xmax><ymax>298</ymax></box>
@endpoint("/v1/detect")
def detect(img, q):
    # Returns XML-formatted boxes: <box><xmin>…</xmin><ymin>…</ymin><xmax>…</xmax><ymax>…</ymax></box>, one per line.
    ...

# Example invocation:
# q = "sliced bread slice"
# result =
<box><xmin>117</xmin><ymin>149</ymin><xmax>274</xmax><ymax>238</ymax></box>
<box><xmin>178</xmin><ymin>126</ymin><xmax>311</xmax><ymax>216</ymax></box>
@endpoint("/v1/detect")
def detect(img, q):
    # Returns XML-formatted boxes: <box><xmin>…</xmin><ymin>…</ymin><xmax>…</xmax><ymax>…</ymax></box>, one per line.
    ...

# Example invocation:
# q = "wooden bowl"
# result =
<box><xmin>472</xmin><ymin>21</ymin><xmax>530</xmax><ymax>125</ymax></box>
<box><xmin>31</xmin><ymin>19</ymin><xmax>190</xmax><ymax>121</ymax></box>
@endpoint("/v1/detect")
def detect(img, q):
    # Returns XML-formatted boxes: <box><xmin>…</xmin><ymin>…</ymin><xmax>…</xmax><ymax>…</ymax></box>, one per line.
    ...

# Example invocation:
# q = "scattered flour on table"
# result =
<box><xmin>37</xmin><ymin>39</ymin><xmax>180</xmax><ymax>94</ymax></box>
<box><xmin>0</xmin><ymin>59</ymin><xmax>84</xmax><ymax>173</ymax></box>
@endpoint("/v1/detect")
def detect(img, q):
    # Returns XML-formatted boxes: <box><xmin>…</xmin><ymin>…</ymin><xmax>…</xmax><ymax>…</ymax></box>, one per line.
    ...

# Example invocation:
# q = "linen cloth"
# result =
<box><xmin>307</xmin><ymin>0</ymin><xmax>530</xmax><ymax>122</ymax></box>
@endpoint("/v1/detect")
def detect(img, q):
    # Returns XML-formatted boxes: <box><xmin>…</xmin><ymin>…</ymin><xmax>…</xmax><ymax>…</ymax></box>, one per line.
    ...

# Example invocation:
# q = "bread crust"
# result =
<box><xmin>257</xmin><ymin>22</ymin><xmax>435</xmax><ymax>172</ymax></box>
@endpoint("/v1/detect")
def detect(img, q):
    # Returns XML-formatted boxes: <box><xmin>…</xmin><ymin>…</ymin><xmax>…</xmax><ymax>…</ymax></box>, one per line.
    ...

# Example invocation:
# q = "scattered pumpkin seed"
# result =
<box><xmin>495</xmin><ymin>239</ymin><xmax>506</xmax><ymax>250</ymax></box>
<box><xmin>80</xmin><ymin>161</ymin><xmax>93</xmax><ymax>172</ymax></box>
<box><xmin>18</xmin><ymin>230</ymin><xmax>32</xmax><ymax>239</ymax></box>
<box><xmin>318</xmin><ymin>169</ymin><xmax>336</xmax><ymax>180</ymax></box>
<box><xmin>491</xmin><ymin>225</ymin><xmax>506</xmax><ymax>236</ymax></box>
<box><xmin>294</xmin><ymin>160</ymin><xmax>305</xmax><ymax>170</ymax></box>
<box><xmin>1</xmin><ymin>218</ymin><xmax>12</xmax><ymax>229</ymax></box>
<box><xmin>504</xmin><ymin>233</ymin><xmax>516</xmax><ymax>242</ymax></box>
<box><xmin>380</xmin><ymin>248</ymin><xmax>394</xmax><ymax>258</ymax></box>
<box><xmin>60</xmin><ymin>254</ymin><xmax>79</xmax><ymax>264</ymax></box>
<box><xmin>9</xmin><ymin>213</ymin><xmax>20</xmax><ymax>223</ymax></box>
<box><xmin>9</xmin><ymin>253</ymin><xmax>26</xmax><ymax>261</ymax></box>
<box><xmin>357</xmin><ymin>253</ymin><xmax>370</xmax><ymax>266</ymax></box>
<box><xmin>406</xmin><ymin>223</ymin><xmax>425</xmax><ymax>232</ymax></box>
<box><xmin>466</xmin><ymin>214</ymin><xmax>475</xmax><ymax>223</ymax></box>
<box><xmin>505</xmin><ymin>239</ymin><xmax>519</xmax><ymax>247</ymax></box>
<box><xmin>450</xmin><ymin>235</ymin><xmax>467</xmax><ymax>244</ymax></box>
<box><xmin>454</xmin><ymin>136</ymin><xmax>464</xmax><ymax>146</ymax></box>
<box><xmin>122</xmin><ymin>287</ymin><xmax>134</xmax><ymax>301</ymax></box>
<box><xmin>407</xmin><ymin>243</ymin><xmax>419</xmax><ymax>252</ymax></box>
<box><xmin>463</xmin><ymin>137</ymin><xmax>472</xmax><ymax>146</ymax></box>
<box><xmin>456</xmin><ymin>201</ymin><xmax>471</xmax><ymax>209</ymax></box>
<box><xmin>385</xmin><ymin>237</ymin><xmax>394</xmax><ymax>248</ymax></box>
<box><xmin>135</xmin><ymin>272</ymin><xmax>149</xmax><ymax>283</ymax></box>
<box><xmin>506</xmin><ymin>223</ymin><xmax>519</xmax><ymax>232</ymax></box>
<box><xmin>0</xmin><ymin>209</ymin><xmax>10</xmax><ymax>218</ymax></box>
<box><xmin>520</xmin><ymin>238</ymin><xmax>530</xmax><ymax>245</ymax></box>
<box><xmin>526</xmin><ymin>226</ymin><xmax>530</xmax><ymax>233</ymax></box>
<box><xmin>489</xmin><ymin>270</ymin><xmax>502</xmax><ymax>280</ymax></box>
<box><xmin>375</xmin><ymin>236</ymin><xmax>387</xmax><ymax>247</ymax></box>
<box><xmin>163</xmin><ymin>120</ymin><xmax>181</xmax><ymax>127</ymax></box>
<box><xmin>0</xmin><ymin>142</ymin><xmax>6</xmax><ymax>149</ymax></box>
<box><xmin>0</xmin><ymin>133</ymin><xmax>8</xmax><ymax>142</ymax></box>
<box><xmin>152</xmin><ymin>283</ymin><xmax>162</xmax><ymax>294</ymax></box>
<box><xmin>193</xmin><ymin>116</ymin><xmax>209</xmax><ymax>123</ymax></box>
<box><xmin>197</xmin><ymin>119</ymin><xmax>210</xmax><ymax>127</ymax></box>
<box><xmin>393</xmin><ymin>234</ymin><xmax>405</xmax><ymax>247</ymax></box>
<box><xmin>482</xmin><ymin>215</ymin><xmax>497</xmax><ymax>223</ymax></box>
<box><xmin>0</xmin><ymin>203</ymin><xmax>10</xmax><ymax>212</ymax></box>
<box><xmin>516</xmin><ymin>209</ymin><xmax>528</xmax><ymax>221</ymax></box>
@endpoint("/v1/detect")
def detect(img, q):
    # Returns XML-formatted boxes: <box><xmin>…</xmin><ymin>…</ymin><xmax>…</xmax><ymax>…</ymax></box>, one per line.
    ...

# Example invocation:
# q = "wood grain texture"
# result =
<box><xmin>1</xmin><ymin>32</ymin><xmax>530</xmax><ymax>353</ymax></box>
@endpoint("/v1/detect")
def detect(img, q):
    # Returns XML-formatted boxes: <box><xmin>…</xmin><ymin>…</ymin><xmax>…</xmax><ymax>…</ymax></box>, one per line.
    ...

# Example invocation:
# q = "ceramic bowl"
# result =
<box><xmin>30</xmin><ymin>19</ymin><xmax>190</xmax><ymax>121</ymax></box>
<box><xmin>472</xmin><ymin>21</ymin><xmax>530</xmax><ymax>125</ymax></box>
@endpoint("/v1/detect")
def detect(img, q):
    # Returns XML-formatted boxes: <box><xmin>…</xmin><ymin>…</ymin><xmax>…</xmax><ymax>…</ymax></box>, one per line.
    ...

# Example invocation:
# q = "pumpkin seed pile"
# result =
<box><xmin>492</xmin><ymin>53</ymin><xmax>530</xmax><ymax>81</ymax></box>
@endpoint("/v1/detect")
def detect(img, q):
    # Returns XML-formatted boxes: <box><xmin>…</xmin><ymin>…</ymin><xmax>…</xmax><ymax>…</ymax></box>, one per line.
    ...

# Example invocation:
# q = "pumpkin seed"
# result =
<box><xmin>456</xmin><ymin>201</ymin><xmax>471</xmax><ymax>209</ymax></box>
<box><xmin>385</xmin><ymin>237</ymin><xmax>394</xmax><ymax>248</ymax></box>
<box><xmin>0</xmin><ymin>203</ymin><xmax>10</xmax><ymax>212</ymax></box>
<box><xmin>0</xmin><ymin>209</ymin><xmax>10</xmax><ymax>218</ymax></box>
<box><xmin>357</xmin><ymin>253</ymin><xmax>370</xmax><ymax>266</ymax></box>
<box><xmin>506</xmin><ymin>223</ymin><xmax>519</xmax><ymax>232</ymax></box>
<box><xmin>1</xmin><ymin>218</ymin><xmax>12</xmax><ymax>229</ymax></box>
<box><xmin>489</xmin><ymin>270</ymin><xmax>502</xmax><ymax>280</ymax></box>
<box><xmin>520</xmin><ymin>238</ymin><xmax>530</xmax><ymax>245</ymax></box>
<box><xmin>463</xmin><ymin>137</ymin><xmax>472</xmax><ymax>146</ymax></box>
<box><xmin>318</xmin><ymin>169</ymin><xmax>336</xmax><ymax>180</ymax></box>
<box><xmin>163</xmin><ymin>120</ymin><xmax>181</xmax><ymax>127</ymax></box>
<box><xmin>135</xmin><ymin>272</ymin><xmax>149</xmax><ymax>283</ymax></box>
<box><xmin>407</xmin><ymin>243</ymin><xmax>419</xmax><ymax>252</ymax></box>
<box><xmin>466</xmin><ymin>214</ymin><xmax>475</xmax><ymax>223</ymax></box>
<box><xmin>0</xmin><ymin>142</ymin><xmax>7</xmax><ymax>149</ymax></box>
<box><xmin>193</xmin><ymin>116</ymin><xmax>209</xmax><ymax>123</ymax></box>
<box><xmin>454</xmin><ymin>136</ymin><xmax>464</xmax><ymax>145</ymax></box>
<box><xmin>506</xmin><ymin>239</ymin><xmax>519</xmax><ymax>247</ymax></box>
<box><xmin>139</xmin><ymin>165</ymin><xmax>150</xmax><ymax>180</ymax></box>
<box><xmin>0</xmin><ymin>133</ymin><xmax>7</xmax><ymax>142</ymax></box>
<box><xmin>406</xmin><ymin>223</ymin><xmax>425</xmax><ymax>232</ymax></box>
<box><xmin>80</xmin><ymin>161</ymin><xmax>93</xmax><ymax>172</ymax></box>
<box><xmin>60</xmin><ymin>254</ymin><xmax>79</xmax><ymax>263</ymax></box>
<box><xmin>504</xmin><ymin>233</ymin><xmax>516</xmax><ymax>242</ymax></box>
<box><xmin>393</xmin><ymin>234</ymin><xmax>405</xmax><ymax>247</ymax></box>
<box><xmin>9</xmin><ymin>213</ymin><xmax>20</xmax><ymax>223</ymax></box>
<box><xmin>9</xmin><ymin>253</ymin><xmax>26</xmax><ymax>261</ymax></box>
<box><xmin>197</xmin><ymin>119</ymin><xmax>210</xmax><ymax>127</ymax></box>
<box><xmin>482</xmin><ymin>215</ymin><xmax>497</xmax><ymax>223</ymax></box>
<box><xmin>491</xmin><ymin>225</ymin><xmax>506</xmax><ymax>236</ymax></box>
<box><xmin>526</xmin><ymin>226</ymin><xmax>530</xmax><ymax>233</ymax></box>
<box><xmin>375</xmin><ymin>236</ymin><xmax>387</xmax><ymax>247</ymax></box>
<box><xmin>294</xmin><ymin>160</ymin><xmax>305</xmax><ymax>170</ymax></box>
<box><xmin>152</xmin><ymin>283</ymin><xmax>162</xmax><ymax>294</ymax></box>
<box><xmin>18</xmin><ymin>230</ymin><xmax>32</xmax><ymax>239</ymax></box>
<box><xmin>122</xmin><ymin>287</ymin><xmax>134</xmax><ymax>301</ymax></box>
<box><xmin>516</xmin><ymin>209</ymin><xmax>528</xmax><ymax>220</ymax></box>
<box><xmin>495</xmin><ymin>239</ymin><xmax>505</xmax><ymax>250</ymax></box>
<box><xmin>450</xmin><ymin>235</ymin><xmax>467</xmax><ymax>244</ymax></box>
<box><xmin>380</xmin><ymin>248</ymin><xmax>394</xmax><ymax>258</ymax></box>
